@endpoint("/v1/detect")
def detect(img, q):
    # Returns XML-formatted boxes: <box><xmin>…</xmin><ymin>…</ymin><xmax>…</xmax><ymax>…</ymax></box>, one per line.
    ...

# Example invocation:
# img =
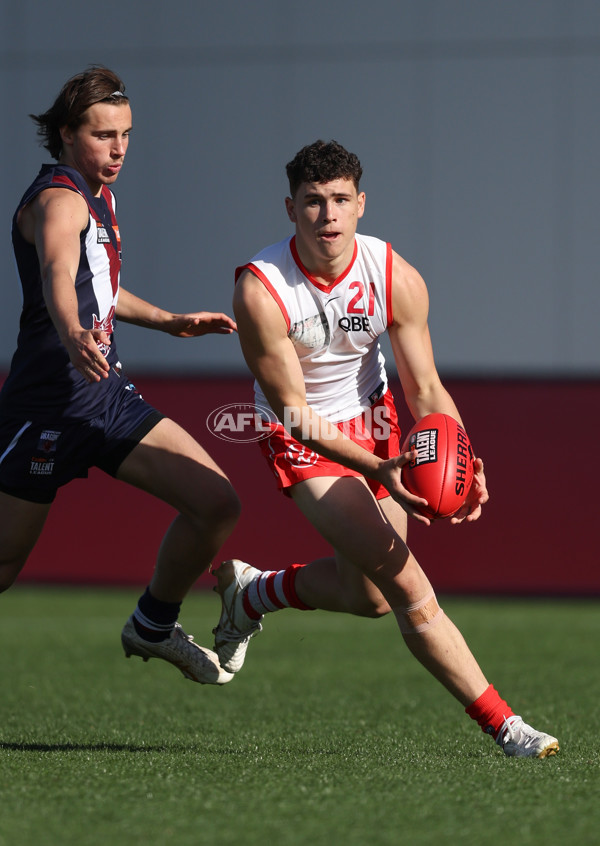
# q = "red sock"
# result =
<box><xmin>465</xmin><ymin>684</ymin><xmax>515</xmax><ymax>738</ymax></box>
<box><xmin>242</xmin><ymin>563</ymin><xmax>315</xmax><ymax>619</ymax></box>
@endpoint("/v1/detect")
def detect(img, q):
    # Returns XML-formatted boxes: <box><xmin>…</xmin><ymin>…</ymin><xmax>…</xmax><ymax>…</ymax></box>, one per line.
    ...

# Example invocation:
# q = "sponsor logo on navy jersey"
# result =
<box><xmin>92</xmin><ymin>306</ymin><xmax>115</xmax><ymax>357</ymax></box>
<box><xmin>96</xmin><ymin>220</ymin><xmax>111</xmax><ymax>243</ymax></box>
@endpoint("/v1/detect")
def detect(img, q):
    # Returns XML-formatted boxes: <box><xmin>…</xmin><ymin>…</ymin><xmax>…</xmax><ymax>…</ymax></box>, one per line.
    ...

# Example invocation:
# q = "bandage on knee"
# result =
<box><xmin>394</xmin><ymin>589</ymin><xmax>444</xmax><ymax>634</ymax></box>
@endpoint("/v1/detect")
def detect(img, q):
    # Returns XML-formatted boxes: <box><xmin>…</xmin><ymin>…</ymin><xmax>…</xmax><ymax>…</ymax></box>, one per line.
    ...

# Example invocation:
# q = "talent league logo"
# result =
<box><xmin>96</xmin><ymin>220</ymin><xmax>111</xmax><ymax>244</ymax></box>
<box><xmin>29</xmin><ymin>429</ymin><xmax>61</xmax><ymax>476</ymax></box>
<box><xmin>206</xmin><ymin>403</ymin><xmax>278</xmax><ymax>443</ymax></box>
<box><xmin>408</xmin><ymin>428</ymin><xmax>439</xmax><ymax>466</ymax></box>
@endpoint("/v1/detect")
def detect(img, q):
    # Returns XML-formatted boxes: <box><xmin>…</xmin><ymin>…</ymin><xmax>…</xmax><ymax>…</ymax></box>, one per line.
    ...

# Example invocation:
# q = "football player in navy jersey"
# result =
<box><xmin>0</xmin><ymin>66</ymin><xmax>238</xmax><ymax>685</ymax></box>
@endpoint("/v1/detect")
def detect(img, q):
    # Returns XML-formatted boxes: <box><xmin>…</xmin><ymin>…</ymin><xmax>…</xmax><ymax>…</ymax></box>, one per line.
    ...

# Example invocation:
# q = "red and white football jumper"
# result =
<box><xmin>237</xmin><ymin>232</ymin><xmax>393</xmax><ymax>423</ymax></box>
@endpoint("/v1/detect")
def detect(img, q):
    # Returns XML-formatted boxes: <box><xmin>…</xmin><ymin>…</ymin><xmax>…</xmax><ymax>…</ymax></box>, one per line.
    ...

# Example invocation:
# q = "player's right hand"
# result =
<box><xmin>376</xmin><ymin>451</ymin><xmax>432</xmax><ymax>525</ymax></box>
<box><xmin>64</xmin><ymin>328</ymin><xmax>111</xmax><ymax>383</ymax></box>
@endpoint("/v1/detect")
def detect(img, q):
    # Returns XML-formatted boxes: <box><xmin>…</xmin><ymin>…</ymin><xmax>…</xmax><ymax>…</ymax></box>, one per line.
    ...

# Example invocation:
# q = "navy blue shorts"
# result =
<box><xmin>0</xmin><ymin>381</ymin><xmax>164</xmax><ymax>503</ymax></box>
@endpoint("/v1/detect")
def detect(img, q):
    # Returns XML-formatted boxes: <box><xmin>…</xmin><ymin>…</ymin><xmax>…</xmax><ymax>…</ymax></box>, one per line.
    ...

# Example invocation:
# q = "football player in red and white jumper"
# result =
<box><xmin>213</xmin><ymin>140</ymin><xmax>558</xmax><ymax>758</ymax></box>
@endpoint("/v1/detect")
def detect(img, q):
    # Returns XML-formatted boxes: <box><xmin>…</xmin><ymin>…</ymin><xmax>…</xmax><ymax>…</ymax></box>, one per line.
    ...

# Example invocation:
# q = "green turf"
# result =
<box><xmin>0</xmin><ymin>587</ymin><xmax>598</xmax><ymax>846</ymax></box>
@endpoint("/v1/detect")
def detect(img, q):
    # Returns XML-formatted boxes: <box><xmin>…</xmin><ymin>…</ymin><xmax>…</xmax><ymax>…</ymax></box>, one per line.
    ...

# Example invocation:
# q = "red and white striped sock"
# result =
<box><xmin>242</xmin><ymin>563</ymin><xmax>315</xmax><ymax>620</ymax></box>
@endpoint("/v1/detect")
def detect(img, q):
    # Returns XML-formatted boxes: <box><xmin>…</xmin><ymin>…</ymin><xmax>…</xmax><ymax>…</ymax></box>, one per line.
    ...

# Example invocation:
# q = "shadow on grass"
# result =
<box><xmin>0</xmin><ymin>741</ymin><xmax>183</xmax><ymax>753</ymax></box>
<box><xmin>0</xmin><ymin>740</ymin><xmax>362</xmax><ymax>756</ymax></box>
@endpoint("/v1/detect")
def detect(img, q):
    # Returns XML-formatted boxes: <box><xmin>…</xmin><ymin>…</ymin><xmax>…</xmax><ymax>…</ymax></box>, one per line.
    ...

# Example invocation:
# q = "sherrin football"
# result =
<box><xmin>401</xmin><ymin>413</ymin><xmax>474</xmax><ymax>519</ymax></box>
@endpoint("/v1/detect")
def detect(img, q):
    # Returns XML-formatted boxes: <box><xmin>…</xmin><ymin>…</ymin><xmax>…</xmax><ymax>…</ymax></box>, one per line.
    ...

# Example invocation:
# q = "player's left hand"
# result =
<box><xmin>166</xmin><ymin>312</ymin><xmax>237</xmax><ymax>337</ymax></box>
<box><xmin>450</xmin><ymin>456</ymin><xmax>489</xmax><ymax>524</ymax></box>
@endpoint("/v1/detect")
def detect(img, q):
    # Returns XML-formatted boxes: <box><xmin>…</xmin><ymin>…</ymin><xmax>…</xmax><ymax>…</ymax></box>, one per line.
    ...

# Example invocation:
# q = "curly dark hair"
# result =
<box><xmin>30</xmin><ymin>65</ymin><xmax>129</xmax><ymax>160</ymax></box>
<box><xmin>285</xmin><ymin>140</ymin><xmax>363</xmax><ymax>198</ymax></box>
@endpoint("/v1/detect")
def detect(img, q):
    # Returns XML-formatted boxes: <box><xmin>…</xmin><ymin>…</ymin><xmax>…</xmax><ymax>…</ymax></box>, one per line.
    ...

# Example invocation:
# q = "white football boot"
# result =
<box><xmin>212</xmin><ymin>559</ymin><xmax>263</xmax><ymax>673</ymax></box>
<box><xmin>496</xmin><ymin>715</ymin><xmax>559</xmax><ymax>758</ymax></box>
<box><xmin>121</xmin><ymin>617</ymin><xmax>233</xmax><ymax>685</ymax></box>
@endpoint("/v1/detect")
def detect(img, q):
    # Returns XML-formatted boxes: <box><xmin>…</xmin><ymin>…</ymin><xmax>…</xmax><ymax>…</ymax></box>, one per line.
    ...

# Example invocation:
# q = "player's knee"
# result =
<box><xmin>216</xmin><ymin>483</ymin><xmax>241</xmax><ymax>526</ymax></box>
<box><xmin>349</xmin><ymin>595</ymin><xmax>391</xmax><ymax>619</ymax></box>
<box><xmin>196</xmin><ymin>479</ymin><xmax>241</xmax><ymax>532</ymax></box>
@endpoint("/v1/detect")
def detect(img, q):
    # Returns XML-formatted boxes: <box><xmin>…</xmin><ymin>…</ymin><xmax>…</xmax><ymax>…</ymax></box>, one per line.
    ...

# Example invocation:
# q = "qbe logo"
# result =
<box><xmin>206</xmin><ymin>402</ymin><xmax>278</xmax><ymax>443</ymax></box>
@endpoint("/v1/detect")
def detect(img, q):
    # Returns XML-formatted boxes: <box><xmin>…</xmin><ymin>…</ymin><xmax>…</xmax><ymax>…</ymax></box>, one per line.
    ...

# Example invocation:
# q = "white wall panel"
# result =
<box><xmin>1</xmin><ymin>0</ymin><xmax>599</xmax><ymax>375</ymax></box>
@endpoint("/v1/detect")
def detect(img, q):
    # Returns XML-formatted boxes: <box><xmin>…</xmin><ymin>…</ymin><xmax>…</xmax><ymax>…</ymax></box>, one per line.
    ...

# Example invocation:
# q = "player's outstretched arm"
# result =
<box><xmin>116</xmin><ymin>287</ymin><xmax>237</xmax><ymax>336</ymax></box>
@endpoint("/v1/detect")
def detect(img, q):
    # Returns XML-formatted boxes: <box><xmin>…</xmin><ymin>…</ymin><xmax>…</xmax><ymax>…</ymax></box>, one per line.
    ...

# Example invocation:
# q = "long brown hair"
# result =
<box><xmin>30</xmin><ymin>66</ymin><xmax>129</xmax><ymax>159</ymax></box>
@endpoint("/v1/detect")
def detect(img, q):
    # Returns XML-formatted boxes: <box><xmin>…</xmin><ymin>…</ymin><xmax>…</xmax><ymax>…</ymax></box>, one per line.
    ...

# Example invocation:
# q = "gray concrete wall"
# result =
<box><xmin>2</xmin><ymin>0</ymin><xmax>599</xmax><ymax>375</ymax></box>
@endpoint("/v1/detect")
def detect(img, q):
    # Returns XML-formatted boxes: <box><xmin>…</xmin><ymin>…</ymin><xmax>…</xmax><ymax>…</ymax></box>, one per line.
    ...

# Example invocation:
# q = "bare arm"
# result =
<box><xmin>233</xmin><ymin>269</ymin><xmax>429</xmax><ymax>517</ymax></box>
<box><xmin>387</xmin><ymin>252</ymin><xmax>463</xmax><ymax>422</ymax></box>
<box><xmin>24</xmin><ymin>189</ymin><xmax>111</xmax><ymax>382</ymax></box>
<box><xmin>116</xmin><ymin>287</ymin><xmax>237</xmax><ymax>337</ymax></box>
<box><xmin>388</xmin><ymin>251</ymin><xmax>489</xmax><ymax>522</ymax></box>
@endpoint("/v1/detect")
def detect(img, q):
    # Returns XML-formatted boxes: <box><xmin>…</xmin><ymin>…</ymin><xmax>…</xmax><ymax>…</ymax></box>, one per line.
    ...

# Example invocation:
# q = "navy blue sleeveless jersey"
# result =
<box><xmin>0</xmin><ymin>164</ymin><xmax>124</xmax><ymax>421</ymax></box>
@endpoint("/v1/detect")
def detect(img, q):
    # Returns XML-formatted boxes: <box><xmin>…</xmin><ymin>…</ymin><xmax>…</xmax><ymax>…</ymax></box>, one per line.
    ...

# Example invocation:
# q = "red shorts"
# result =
<box><xmin>257</xmin><ymin>390</ymin><xmax>402</xmax><ymax>500</ymax></box>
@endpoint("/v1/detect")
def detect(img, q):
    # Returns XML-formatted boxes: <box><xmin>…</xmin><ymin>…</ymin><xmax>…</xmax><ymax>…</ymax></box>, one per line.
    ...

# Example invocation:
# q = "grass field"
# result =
<box><xmin>0</xmin><ymin>587</ymin><xmax>598</xmax><ymax>846</ymax></box>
